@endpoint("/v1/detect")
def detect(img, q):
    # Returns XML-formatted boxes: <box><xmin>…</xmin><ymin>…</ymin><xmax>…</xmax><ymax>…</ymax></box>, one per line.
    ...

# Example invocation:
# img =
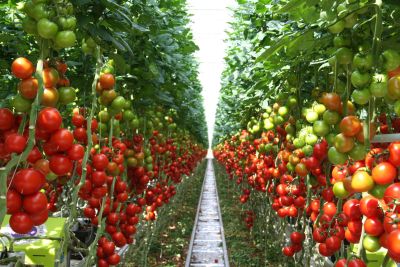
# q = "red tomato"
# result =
<box><xmin>30</xmin><ymin>209</ymin><xmax>48</xmax><ymax>226</ymax></box>
<box><xmin>93</xmin><ymin>153</ymin><xmax>109</xmax><ymax>171</ymax></box>
<box><xmin>11</xmin><ymin>57</ymin><xmax>34</xmax><ymax>79</ymax></box>
<box><xmin>325</xmin><ymin>236</ymin><xmax>341</xmax><ymax>252</ymax></box>
<box><xmin>6</xmin><ymin>189</ymin><xmax>22</xmax><ymax>214</ymax></box>
<box><xmin>360</xmin><ymin>196</ymin><xmax>380</xmax><ymax>218</ymax></box>
<box><xmin>50</xmin><ymin>128</ymin><xmax>74</xmax><ymax>152</ymax></box>
<box><xmin>323</xmin><ymin>202</ymin><xmax>337</xmax><ymax>217</ymax></box>
<box><xmin>72</xmin><ymin>113</ymin><xmax>85</xmax><ymax>127</ymax></box>
<box><xmin>388</xmin><ymin>142</ymin><xmax>400</xmax><ymax>167</ymax></box>
<box><xmin>37</xmin><ymin>107</ymin><xmax>62</xmax><ymax>133</ymax></box>
<box><xmin>343</xmin><ymin>199</ymin><xmax>361</xmax><ymax>219</ymax></box>
<box><xmin>102</xmin><ymin>241</ymin><xmax>116</xmax><ymax>256</ymax></box>
<box><xmin>387</xmin><ymin>230</ymin><xmax>400</xmax><ymax>260</ymax></box>
<box><xmin>282</xmin><ymin>246</ymin><xmax>295</xmax><ymax>257</ymax></box>
<box><xmin>364</xmin><ymin>217</ymin><xmax>384</xmax><ymax>236</ymax></box>
<box><xmin>0</xmin><ymin>108</ymin><xmax>15</xmax><ymax>130</ymax></box>
<box><xmin>67</xmin><ymin>144</ymin><xmax>85</xmax><ymax>160</ymax></box>
<box><xmin>10</xmin><ymin>212</ymin><xmax>34</xmax><ymax>234</ymax></box>
<box><xmin>27</xmin><ymin>146</ymin><xmax>43</xmax><ymax>163</ymax></box>
<box><xmin>384</xmin><ymin>183</ymin><xmax>400</xmax><ymax>211</ymax></box>
<box><xmin>12</xmin><ymin>168</ymin><xmax>45</xmax><ymax>195</ymax></box>
<box><xmin>348</xmin><ymin>259</ymin><xmax>366</xmax><ymax>267</ymax></box>
<box><xmin>49</xmin><ymin>155</ymin><xmax>73</xmax><ymax>175</ymax></box>
<box><xmin>4</xmin><ymin>133</ymin><xmax>27</xmax><ymax>154</ymax></box>
<box><xmin>22</xmin><ymin>191</ymin><xmax>48</xmax><ymax>214</ymax></box>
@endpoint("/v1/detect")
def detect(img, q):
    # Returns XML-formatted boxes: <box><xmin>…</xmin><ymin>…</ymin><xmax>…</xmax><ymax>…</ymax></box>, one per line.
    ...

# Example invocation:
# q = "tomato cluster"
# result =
<box><xmin>2</xmin><ymin>54</ymin><xmax>206</xmax><ymax>267</ymax></box>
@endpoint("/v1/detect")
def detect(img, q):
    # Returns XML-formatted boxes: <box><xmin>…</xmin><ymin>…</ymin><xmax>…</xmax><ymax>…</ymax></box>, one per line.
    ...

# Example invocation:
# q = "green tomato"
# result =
<box><xmin>27</xmin><ymin>3</ymin><xmax>49</xmax><ymax>21</ymax></box>
<box><xmin>333</xmin><ymin>182</ymin><xmax>349</xmax><ymax>199</ymax></box>
<box><xmin>348</xmin><ymin>143</ymin><xmax>367</xmax><ymax>161</ymax></box>
<box><xmin>98</xmin><ymin>122</ymin><xmax>108</xmax><ymax>133</ymax></box>
<box><xmin>305</xmin><ymin>134</ymin><xmax>318</xmax><ymax>145</ymax></box>
<box><xmin>273</xmin><ymin>115</ymin><xmax>284</xmax><ymax>125</ymax></box>
<box><xmin>12</xmin><ymin>95</ymin><xmax>32</xmax><ymax>113</ymax></box>
<box><xmin>111</xmin><ymin>96</ymin><xmax>126</xmax><ymax>112</ymax></box>
<box><xmin>335</xmin><ymin>47</ymin><xmax>353</xmax><ymax>65</ymax></box>
<box><xmin>351</xmin><ymin>70</ymin><xmax>371</xmax><ymax>89</ymax></box>
<box><xmin>313</xmin><ymin>104</ymin><xmax>326</xmax><ymax>115</ymax></box>
<box><xmin>394</xmin><ymin>100</ymin><xmax>400</xmax><ymax>116</ymax></box>
<box><xmin>313</xmin><ymin>120</ymin><xmax>330</xmax><ymax>137</ymax></box>
<box><xmin>352</xmin><ymin>88</ymin><xmax>371</xmax><ymax>105</ymax></box>
<box><xmin>353</xmin><ymin>53</ymin><xmax>373</xmax><ymax>71</ymax></box>
<box><xmin>286</xmin><ymin>163</ymin><xmax>295</xmax><ymax>172</ymax></box>
<box><xmin>382</xmin><ymin>49</ymin><xmax>400</xmax><ymax>71</ymax></box>
<box><xmin>323</xmin><ymin>110</ymin><xmax>340</xmax><ymax>125</ymax></box>
<box><xmin>369</xmin><ymin>73</ymin><xmax>388</xmax><ymax>98</ymax></box>
<box><xmin>293</xmin><ymin>138</ymin><xmax>305</xmax><ymax>148</ymax></box>
<box><xmin>37</xmin><ymin>18</ymin><xmax>58</xmax><ymax>39</ymax></box>
<box><xmin>328</xmin><ymin>20</ymin><xmax>345</xmax><ymax>34</ymax></box>
<box><xmin>302</xmin><ymin>145</ymin><xmax>314</xmax><ymax>156</ymax></box>
<box><xmin>278</xmin><ymin>106</ymin><xmax>289</xmax><ymax>117</ymax></box>
<box><xmin>363</xmin><ymin>235</ymin><xmax>381</xmax><ymax>252</ymax></box>
<box><xmin>287</xmin><ymin>96</ymin><xmax>298</xmax><ymax>108</ymax></box>
<box><xmin>333</xmin><ymin>35</ymin><xmax>350</xmax><ymax>48</ymax></box>
<box><xmin>285</xmin><ymin>124</ymin><xmax>295</xmax><ymax>135</ymax></box>
<box><xmin>22</xmin><ymin>17</ymin><xmax>38</xmax><ymax>34</ymax></box>
<box><xmin>344</xmin><ymin>14</ymin><xmax>358</xmax><ymax>28</ymax></box>
<box><xmin>58</xmin><ymin>87</ymin><xmax>76</xmax><ymax>104</ymax></box>
<box><xmin>328</xmin><ymin>147</ymin><xmax>347</xmax><ymax>165</ymax></box>
<box><xmin>122</xmin><ymin>110</ymin><xmax>135</xmax><ymax>122</ymax></box>
<box><xmin>369</xmin><ymin>184</ymin><xmax>389</xmax><ymax>199</ymax></box>
<box><xmin>326</xmin><ymin>133</ymin><xmax>336</xmax><ymax>146</ymax></box>
<box><xmin>306</xmin><ymin>110</ymin><xmax>319</xmax><ymax>123</ymax></box>
<box><xmin>130</xmin><ymin>118</ymin><xmax>140</xmax><ymax>129</ymax></box>
<box><xmin>98</xmin><ymin>110</ymin><xmax>110</xmax><ymax>123</ymax></box>
<box><xmin>263</xmin><ymin>119</ymin><xmax>274</xmax><ymax>130</ymax></box>
<box><xmin>54</xmin><ymin>31</ymin><xmax>76</xmax><ymax>49</ymax></box>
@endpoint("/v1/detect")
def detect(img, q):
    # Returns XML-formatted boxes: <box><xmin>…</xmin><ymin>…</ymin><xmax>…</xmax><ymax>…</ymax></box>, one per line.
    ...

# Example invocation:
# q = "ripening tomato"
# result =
<box><xmin>339</xmin><ymin>116</ymin><xmax>362</xmax><ymax>137</ymax></box>
<box><xmin>99</xmin><ymin>73</ymin><xmax>115</xmax><ymax>90</ymax></box>
<box><xmin>11</xmin><ymin>57</ymin><xmax>34</xmax><ymax>79</ymax></box>
<box><xmin>351</xmin><ymin>171</ymin><xmax>374</xmax><ymax>192</ymax></box>
<box><xmin>372</xmin><ymin>162</ymin><xmax>397</xmax><ymax>185</ymax></box>
<box><xmin>365</xmin><ymin>148</ymin><xmax>385</xmax><ymax>169</ymax></box>
<box><xmin>320</xmin><ymin>92</ymin><xmax>342</xmax><ymax>112</ymax></box>
<box><xmin>42</xmin><ymin>68</ymin><xmax>59</xmax><ymax>88</ymax></box>
<box><xmin>41</xmin><ymin>87</ymin><xmax>59</xmax><ymax>107</ymax></box>
<box><xmin>18</xmin><ymin>77</ymin><xmax>38</xmax><ymax>99</ymax></box>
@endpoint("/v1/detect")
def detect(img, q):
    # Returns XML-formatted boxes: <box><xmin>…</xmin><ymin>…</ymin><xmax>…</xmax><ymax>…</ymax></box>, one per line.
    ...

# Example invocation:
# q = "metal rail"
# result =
<box><xmin>185</xmin><ymin>159</ymin><xmax>230</xmax><ymax>267</ymax></box>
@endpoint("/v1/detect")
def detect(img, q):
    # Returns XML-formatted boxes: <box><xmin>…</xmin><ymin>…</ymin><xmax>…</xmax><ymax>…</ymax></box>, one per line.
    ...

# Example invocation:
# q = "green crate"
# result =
<box><xmin>1</xmin><ymin>216</ymin><xmax>67</xmax><ymax>267</ymax></box>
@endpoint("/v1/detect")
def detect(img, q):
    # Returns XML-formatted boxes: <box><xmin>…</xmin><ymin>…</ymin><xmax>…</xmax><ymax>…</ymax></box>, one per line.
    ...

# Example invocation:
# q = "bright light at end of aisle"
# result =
<box><xmin>187</xmin><ymin>0</ymin><xmax>236</xmax><ymax>148</ymax></box>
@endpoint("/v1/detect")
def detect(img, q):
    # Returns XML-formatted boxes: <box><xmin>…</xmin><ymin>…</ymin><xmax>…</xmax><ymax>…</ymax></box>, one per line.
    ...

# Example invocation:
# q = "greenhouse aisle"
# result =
<box><xmin>185</xmin><ymin>159</ymin><xmax>229</xmax><ymax>267</ymax></box>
